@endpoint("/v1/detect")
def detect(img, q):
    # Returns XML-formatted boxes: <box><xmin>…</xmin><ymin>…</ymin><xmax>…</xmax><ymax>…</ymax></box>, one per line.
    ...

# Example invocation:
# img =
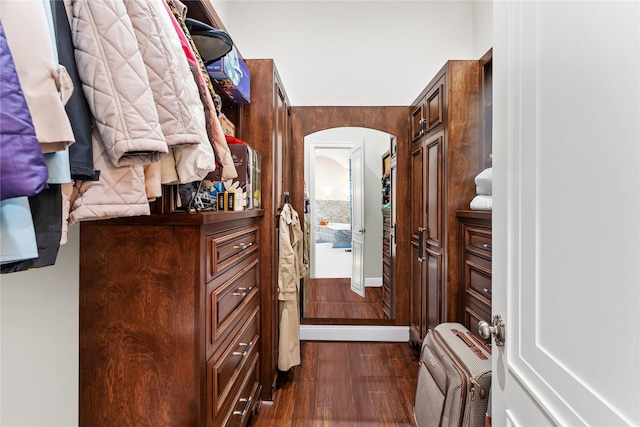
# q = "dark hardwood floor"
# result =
<box><xmin>249</xmin><ymin>341</ymin><xmax>420</xmax><ymax>426</ymax></box>
<box><xmin>305</xmin><ymin>278</ymin><xmax>384</xmax><ymax>319</ymax></box>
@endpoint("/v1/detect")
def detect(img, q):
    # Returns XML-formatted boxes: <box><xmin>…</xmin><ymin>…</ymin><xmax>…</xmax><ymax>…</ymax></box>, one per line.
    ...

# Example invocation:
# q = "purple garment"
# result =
<box><xmin>0</xmin><ymin>21</ymin><xmax>49</xmax><ymax>201</ymax></box>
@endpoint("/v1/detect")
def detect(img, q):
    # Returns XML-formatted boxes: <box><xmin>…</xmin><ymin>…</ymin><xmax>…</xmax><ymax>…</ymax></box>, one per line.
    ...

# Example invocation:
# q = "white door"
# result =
<box><xmin>350</xmin><ymin>144</ymin><xmax>365</xmax><ymax>297</ymax></box>
<box><xmin>492</xmin><ymin>1</ymin><xmax>639</xmax><ymax>426</ymax></box>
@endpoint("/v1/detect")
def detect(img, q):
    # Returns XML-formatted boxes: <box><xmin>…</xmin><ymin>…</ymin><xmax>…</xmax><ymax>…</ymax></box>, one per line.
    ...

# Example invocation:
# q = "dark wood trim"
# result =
<box><xmin>290</xmin><ymin>106</ymin><xmax>411</xmax><ymax>326</ymax></box>
<box><xmin>183</xmin><ymin>0</ymin><xmax>227</xmax><ymax>31</ymax></box>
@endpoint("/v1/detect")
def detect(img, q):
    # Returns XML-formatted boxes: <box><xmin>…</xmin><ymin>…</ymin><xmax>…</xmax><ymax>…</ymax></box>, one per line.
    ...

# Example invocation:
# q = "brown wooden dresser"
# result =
<box><xmin>456</xmin><ymin>210</ymin><xmax>492</xmax><ymax>343</ymax></box>
<box><xmin>79</xmin><ymin>210</ymin><xmax>263</xmax><ymax>426</ymax></box>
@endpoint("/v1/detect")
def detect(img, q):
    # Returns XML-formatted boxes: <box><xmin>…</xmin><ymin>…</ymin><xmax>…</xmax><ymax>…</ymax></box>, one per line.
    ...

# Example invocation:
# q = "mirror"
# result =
<box><xmin>290</xmin><ymin>105</ymin><xmax>409</xmax><ymax>326</ymax></box>
<box><xmin>302</xmin><ymin>127</ymin><xmax>394</xmax><ymax>320</ymax></box>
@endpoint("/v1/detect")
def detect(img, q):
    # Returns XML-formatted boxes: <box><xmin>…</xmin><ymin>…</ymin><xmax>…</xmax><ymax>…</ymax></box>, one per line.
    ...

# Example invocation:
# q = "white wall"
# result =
<box><xmin>0</xmin><ymin>2</ymin><xmax>491</xmax><ymax>425</ymax></box>
<box><xmin>1</xmin><ymin>225</ymin><xmax>80</xmax><ymax>426</ymax></box>
<box><xmin>473</xmin><ymin>0</ymin><xmax>493</xmax><ymax>58</ymax></box>
<box><xmin>224</xmin><ymin>1</ymin><xmax>476</xmax><ymax>105</ymax></box>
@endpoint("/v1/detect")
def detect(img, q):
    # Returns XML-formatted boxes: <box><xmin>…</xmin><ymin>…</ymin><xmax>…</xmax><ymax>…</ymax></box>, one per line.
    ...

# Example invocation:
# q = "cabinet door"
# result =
<box><xmin>410</xmin><ymin>101</ymin><xmax>425</xmax><ymax>141</ymax></box>
<box><xmin>409</xmin><ymin>145</ymin><xmax>425</xmax><ymax>342</ymax></box>
<box><xmin>425</xmin><ymin>82</ymin><xmax>444</xmax><ymax>133</ymax></box>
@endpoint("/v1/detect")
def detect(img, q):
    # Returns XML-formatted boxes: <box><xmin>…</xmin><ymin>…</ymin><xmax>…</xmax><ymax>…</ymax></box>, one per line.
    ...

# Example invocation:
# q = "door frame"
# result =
<box><xmin>306</xmin><ymin>141</ymin><xmax>361</xmax><ymax>279</ymax></box>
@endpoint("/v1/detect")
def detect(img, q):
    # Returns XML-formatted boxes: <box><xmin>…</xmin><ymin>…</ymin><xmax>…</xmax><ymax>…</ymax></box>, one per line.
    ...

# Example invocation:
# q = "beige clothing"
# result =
<box><xmin>0</xmin><ymin>1</ymin><xmax>75</xmax><ymax>153</ymax></box>
<box><xmin>277</xmin><ymin>203</ymin><xmax>304</xmax><ymax>371</ymax></box>
<box><xmin>71</xmin><ymin>0</ymin><xmax>168</xmax><ymax>167</ymax></box>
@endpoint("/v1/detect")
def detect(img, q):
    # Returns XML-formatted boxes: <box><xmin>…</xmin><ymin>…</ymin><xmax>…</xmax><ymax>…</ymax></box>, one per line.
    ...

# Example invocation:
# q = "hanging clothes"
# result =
<box><xmin>50</xmin><ymin>0</ymin><xmax>98</xmax><ymax>182</ymax></box>
<box><xmin>277</xmin><ymin>202</ymin><xmax>304</xmax><ymax>371</ymax></box>
<box><xmin>0</xmin><ymin>22</ymin><xmax>48</xmax><ymax>201</ymax></box>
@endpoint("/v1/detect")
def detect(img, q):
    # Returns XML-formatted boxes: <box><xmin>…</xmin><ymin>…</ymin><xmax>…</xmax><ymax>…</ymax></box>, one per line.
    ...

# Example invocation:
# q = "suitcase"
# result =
<box><xmin>413</xmin><ymin>322</ymin><xmax>492</xmax><ymax>427</ymax></box>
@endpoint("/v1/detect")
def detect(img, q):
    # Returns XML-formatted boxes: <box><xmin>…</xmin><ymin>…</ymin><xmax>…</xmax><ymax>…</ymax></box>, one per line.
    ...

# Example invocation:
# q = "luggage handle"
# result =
<box><xmin>452</xmin><ymin>328</ymin><xmax>488</xmax><ymax>360</ymax></box>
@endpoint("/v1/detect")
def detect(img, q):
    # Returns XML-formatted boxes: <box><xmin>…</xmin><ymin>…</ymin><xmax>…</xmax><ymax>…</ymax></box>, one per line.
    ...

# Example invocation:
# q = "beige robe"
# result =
<box><xmin>277</xmin><ymin>203</ymin><xmax>304</xmax><ymax>371</ymax></box>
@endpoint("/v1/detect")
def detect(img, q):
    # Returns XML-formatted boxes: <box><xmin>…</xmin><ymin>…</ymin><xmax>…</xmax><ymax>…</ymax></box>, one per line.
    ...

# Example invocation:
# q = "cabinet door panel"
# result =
<box><xmin>411</xmin><ymin>102</ymin><xmax>425</xmax><ymax>141</ymax></box>
<box><xmin>425</xmin><ymin>83</ymin><xmax>443</xmax><ymax>132</ymax></box>
<box><xmin>410</xmin><ymin>145</ymin><xmax>424</xmax><ymax>236</ymax></box>
<box><xmin>410</xmin><ymin>238</ymin><xmax>424</xmax><ymax>342</ymax></box>
<box><xmin>426</xmin><ymin>249</ymin><xmax>442</xmax><ymax>330</ymax></box>
<box><xmin>426</xmin><ymin>134</ymin><xmax>443</xmax><ymax>247</ymax></box>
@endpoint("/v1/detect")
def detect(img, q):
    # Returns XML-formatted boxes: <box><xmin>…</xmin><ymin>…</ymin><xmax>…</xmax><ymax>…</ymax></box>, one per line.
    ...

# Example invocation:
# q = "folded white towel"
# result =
<box><xmin>470</xmin><ymin>195</ymin><xmax>492</xmax><ymax>211</ymax></box>
<box><xmin>475</xmin><ymin>167</ymin><xmax>492</xmax><ymax>196</ymax></box>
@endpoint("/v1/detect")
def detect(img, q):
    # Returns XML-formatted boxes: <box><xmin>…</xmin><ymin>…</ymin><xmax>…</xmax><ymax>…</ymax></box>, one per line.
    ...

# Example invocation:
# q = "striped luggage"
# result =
<box><xmin>414</xmin><ymin>322</ymin><xmax>492</xmax><ymax>427</ymax></box>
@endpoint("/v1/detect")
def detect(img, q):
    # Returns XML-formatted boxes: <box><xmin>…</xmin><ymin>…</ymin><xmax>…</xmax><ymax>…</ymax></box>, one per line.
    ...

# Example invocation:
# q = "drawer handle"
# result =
<box><xmin>233</xmin><ymin>242</ymin><xmax>253</xmax><ymax>250</ymax></box>
<box><xmin>233</xmin><ymin>286</ymin><xmax>252</xmax><ymax>297</ymax></box>
<box><xmin>233</xmin><ymin>396</ymin><xmax>252</xmax><ymax>416</ymax></box>
<box><xmin>482</xmin><ymin>243</ymin><xmax>492</xmax><ymax>250</ymax></box>
<box><xmin>483</xmin><ymin>287</ymin><xmax>493</xmax><ymax>295</ymax></box>
<box><xmin>233</xmin><ymin>341</ymin><xmax>253</xmax><ymax>357</ymax></box>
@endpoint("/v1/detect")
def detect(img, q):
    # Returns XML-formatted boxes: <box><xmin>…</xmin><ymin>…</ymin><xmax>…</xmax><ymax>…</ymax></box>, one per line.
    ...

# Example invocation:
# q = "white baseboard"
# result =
<box><xmin>300</xmin><ymin>325</ymin><xmax>410</xmax><ymax>342</ymax></box>
<box><xmin>365</xmin><ymin>277</ymin><xmax>382</xmax><ymax>287</ymax></box>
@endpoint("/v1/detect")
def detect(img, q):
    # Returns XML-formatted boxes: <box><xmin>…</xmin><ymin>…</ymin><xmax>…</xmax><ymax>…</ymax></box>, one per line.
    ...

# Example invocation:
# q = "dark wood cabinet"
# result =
<box><xmin>457</xmin><ymin>210</ymin><xmax>492</xmax><ymax>343</ymax></box>
<box><xmin>79</xmin><ymin>211</ymin><xmax>263</xmax><ymax>427</ymax></box>
<box><xmin>409</xmin><ymin>60</ymin><xmax>482</xmax><ymax>346</ymax></box>
<box><xmin>240</xmin><ymin>59</ymin><xmax>292</xmax><ymax>401</ymax></box>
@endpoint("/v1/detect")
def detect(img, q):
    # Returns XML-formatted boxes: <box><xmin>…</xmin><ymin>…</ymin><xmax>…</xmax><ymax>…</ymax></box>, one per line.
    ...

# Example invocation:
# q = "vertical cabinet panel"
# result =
<box><xmin>426</xmin><ymin>249</ymin><xmax>442</xmax><ymax>330</ymax></box>
<box><xmin>242</xmin><ymin>60</ymin><xmax>291</xmax><ymax>401</ymax></box>
<box><xmin>425</xmin><ymin>133</ymin><xmax>443</xmax><ymax>247</ymax></box>
<box><xmin>410</xmin><ymin>239</ymin><xmax>424</xmax><ymax>340</ymax></box>
<box><xmin>425</xmin><ymin>83</ymin><xmax>443</xmax><ymax>132</ymax></box>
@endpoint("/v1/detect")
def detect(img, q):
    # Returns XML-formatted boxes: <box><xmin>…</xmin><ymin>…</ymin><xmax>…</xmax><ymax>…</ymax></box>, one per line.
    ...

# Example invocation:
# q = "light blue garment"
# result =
<box><xmin>42</xmin><ymin>0</ymin><xmax>58</xmax><ymax>63</ymax></box>
<box><xmin>0</xmin><ymin>198</ymin><xmax>38</xmax><ymax>264</ymax></box>
<box><xmin>44</xmin><ymin>150</ymin><xmax>71</xmax><ymax>184</ymax></box>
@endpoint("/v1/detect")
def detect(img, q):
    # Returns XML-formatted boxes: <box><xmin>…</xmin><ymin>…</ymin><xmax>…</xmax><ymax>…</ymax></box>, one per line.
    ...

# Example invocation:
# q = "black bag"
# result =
<box><xmin>185</xmin><ymin>18</ymin><xmax>233</xmax><ymax>65</ymax></box>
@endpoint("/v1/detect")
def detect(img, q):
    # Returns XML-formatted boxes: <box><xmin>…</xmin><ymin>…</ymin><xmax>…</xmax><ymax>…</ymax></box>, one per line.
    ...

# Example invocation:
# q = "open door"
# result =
<box><xmin>350</xmin><ymin>144</ymin><xmax>365</xmax><ymax>297</ymax></box>
<box><xmin>492</xmin><ymin>1</ymin><xmax>639</xmax><ymax>425</ymax></box>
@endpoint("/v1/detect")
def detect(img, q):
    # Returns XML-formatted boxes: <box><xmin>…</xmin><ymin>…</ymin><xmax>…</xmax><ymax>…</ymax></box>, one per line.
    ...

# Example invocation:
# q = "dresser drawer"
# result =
<box><xmin>209</xmin><ymin>306</ymin><xmax>259</xmax><ymax>421</ymax></box>
<box><xmin>463</xmin><ymin>298</ymin><xmax>492</xmax><ymax>346</ymax></box>
<box><xmin>208</xmin><ymin>258</ymin><xmax>259</xmax><ymax>349</ymax></box>
<box><xmin>215</xmin><ymin>352</ymin><xmax>260</xmax><ymax>427</ymax></box>
<box><xmin>463</xmin><ymin>224</ymin><xmax>492</xmax><ymax>259</ymax></box>
<box><xmin>464</xmin><ymin>254</ymin><xmax>492</xmax><ymax>304</ymax></box>
<box><xmin>206</xmin><ymin>226</ymin><xmax>259</xmax><ymax>282</ymax></box>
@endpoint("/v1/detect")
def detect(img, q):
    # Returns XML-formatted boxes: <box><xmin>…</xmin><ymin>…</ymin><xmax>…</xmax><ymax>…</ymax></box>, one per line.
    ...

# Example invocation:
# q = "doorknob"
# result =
<box><xmin>478</xmin><ymin>315</ymin><xmax>505</xmax><ymax>346</ymax></box>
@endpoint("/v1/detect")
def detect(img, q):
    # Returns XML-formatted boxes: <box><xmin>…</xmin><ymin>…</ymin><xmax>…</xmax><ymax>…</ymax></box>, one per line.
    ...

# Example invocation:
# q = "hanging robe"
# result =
<box><xmin>277</xmin><ymin>203</ymin><xmax>304</xmax><ymax>371</ymax></box>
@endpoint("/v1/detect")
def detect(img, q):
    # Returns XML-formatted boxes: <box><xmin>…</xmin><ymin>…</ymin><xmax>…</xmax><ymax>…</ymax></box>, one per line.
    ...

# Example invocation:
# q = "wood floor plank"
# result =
<box><xmin>248</xmin><ymin>338</ymin><xmax>420</xmax><ymax>426</ymax></box>
<box><xmin>306</xmin><ymin>278</ymin><xmax>383</xmax><ymax>319</ymax></box>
